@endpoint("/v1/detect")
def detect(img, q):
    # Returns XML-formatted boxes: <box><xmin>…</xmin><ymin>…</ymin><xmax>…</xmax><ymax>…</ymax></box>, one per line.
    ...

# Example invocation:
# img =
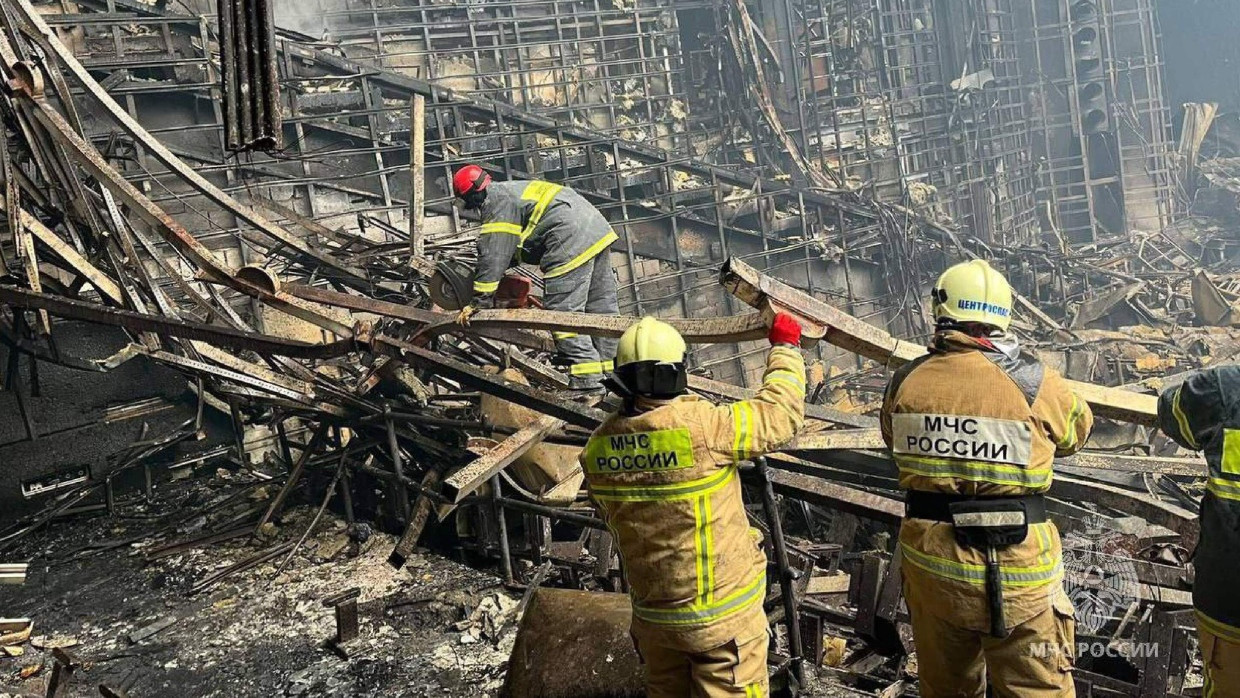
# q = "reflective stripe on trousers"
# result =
<box><xmin>570</xmin><ymin>360</ymin><xmax>613</xmax><ymax>376</ymax></box>
<box><xmin>542</xmin><ymin>253</ymin><xmax>618</xmax><ymax>388</ymax></box>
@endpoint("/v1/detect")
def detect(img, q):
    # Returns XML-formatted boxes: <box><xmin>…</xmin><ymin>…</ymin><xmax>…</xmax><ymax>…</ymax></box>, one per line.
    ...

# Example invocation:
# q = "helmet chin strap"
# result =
<box><xmin>936</xmin><ymin>319</ymin><xmax>1002</xmax><ymax>338</ymax></box>
<box><xmin>602</xmin><ymin>374</ymin><xmax>641</xmax><ymax>416</ymax></box>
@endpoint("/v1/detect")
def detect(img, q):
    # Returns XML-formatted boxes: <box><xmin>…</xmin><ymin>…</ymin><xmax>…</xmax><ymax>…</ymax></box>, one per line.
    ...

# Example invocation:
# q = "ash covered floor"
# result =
<box><xmin>0</xmin><ymin>471</ymin><xmax>872</xmax><ymax>697</ymax></box>
<box><xmin>0</xmin><ymin>473</ymin><xmax>518</xmax><ymax>697</ymax></box>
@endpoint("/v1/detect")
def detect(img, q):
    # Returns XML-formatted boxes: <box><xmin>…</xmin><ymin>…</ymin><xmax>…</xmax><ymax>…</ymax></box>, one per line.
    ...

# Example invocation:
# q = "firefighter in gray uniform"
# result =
<box><xmin>452</xmin><ymin>164</ymin><xmax>620</xmax><ymax>391</ymax></box>
<box><xmin>1157</xmin><ymin>368</ymin><xmax>1240</xmax><ymax>697</ymax></box>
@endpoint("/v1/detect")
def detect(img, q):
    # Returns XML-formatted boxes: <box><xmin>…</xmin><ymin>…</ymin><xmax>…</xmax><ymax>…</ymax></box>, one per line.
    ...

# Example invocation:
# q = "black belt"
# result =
<box><xmin>905</xmin><ymin>491</ymin><xmax>1047</xmax><ymax>524</ymax></box>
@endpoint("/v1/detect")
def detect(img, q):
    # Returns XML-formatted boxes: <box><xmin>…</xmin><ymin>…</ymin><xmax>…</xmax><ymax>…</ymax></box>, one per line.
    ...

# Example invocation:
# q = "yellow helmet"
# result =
<box><xmin>616</xmin><ymin>317</ymin><xmax>686</xmax><ymax>367</ymax></box>
<box><xmin>613</xmin><ymin>317</ymin><xmax>687</xmax><ymax>398</ymax></box>
<box><xmin>931</xmin><ymin>260</ymin><xmax>1013</xmax><ymax>331</ymax></box>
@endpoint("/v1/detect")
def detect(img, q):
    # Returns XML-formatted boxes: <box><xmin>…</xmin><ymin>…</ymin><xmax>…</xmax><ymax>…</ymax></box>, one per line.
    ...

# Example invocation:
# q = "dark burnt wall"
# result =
<box><xmin>1157</xmin><ymin>0</ymin><xmax>1240</xmax><ymax>129</ymax></box>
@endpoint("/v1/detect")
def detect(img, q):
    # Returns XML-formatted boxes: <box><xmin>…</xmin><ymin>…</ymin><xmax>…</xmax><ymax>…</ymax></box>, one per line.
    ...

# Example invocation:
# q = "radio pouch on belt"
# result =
<box><xmin>949</xmin><ymin>500</ymin><xmax>1029</xmax><ymax>639</ymax></box>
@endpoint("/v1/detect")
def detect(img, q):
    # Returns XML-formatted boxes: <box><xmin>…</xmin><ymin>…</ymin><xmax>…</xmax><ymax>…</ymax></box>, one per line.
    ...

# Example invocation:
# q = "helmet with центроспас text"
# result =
<box><xmin>931</xmin><ymin>259</ymin><xmax>1013</xmax><ymax>332</ymax></box>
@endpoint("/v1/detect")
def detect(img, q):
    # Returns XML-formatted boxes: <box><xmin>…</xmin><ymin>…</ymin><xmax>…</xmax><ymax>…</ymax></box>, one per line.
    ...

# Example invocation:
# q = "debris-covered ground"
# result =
<box><xmin>0</xmin><ymin>0</ymin><xmax>1236</xmax><ymax>696</ymax></box>
<box><xmin>1</xmin><ymin>473</ymin><xmax>518</xmax><ymax>697</ymax></box>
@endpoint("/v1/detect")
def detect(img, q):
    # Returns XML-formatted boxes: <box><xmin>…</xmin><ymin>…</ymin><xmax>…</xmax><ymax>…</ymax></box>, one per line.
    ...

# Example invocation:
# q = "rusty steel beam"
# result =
<box><xmin>441</xmin><ymin>414</ymin><xmax>565</xmax><ymax>504</ymax></box>
<box><xmin>1059</xmin><ymin>452</ymin><xmax>1204</xmax><ymax>478</ymax></box>
<box><xmin>188</xmin><ymin>341</ymin><xmax>316</xmax><ymax>397</ymax></box>
<box><xmin>288</xmin><ymin>282</ymin><xmax>782</xmax><ymax>346</ymax></box>
<box><xmin>720</xmin><ymin>257</ymin><xmax>1158</xmax><ymax>426</ymax></box>
<box><xmin>148</xmin><ymin>349</ymin><xmax>311</xmax><ymax>403</ymax></box>
<box><xmin>1052</xmin><ymin>474</ymin><xmax>1199</xmax><ymax>550</ymax></box>
<box><xmin>0</xmin><ymin>199</ymin><xmax>124</xmax><ymax>305</ymax></box>
<box><xmin>762</xmin><ymin>467</ymin><xmax>903</xmax><ymax>525</ymax></box>
<box><xmin>420</xmin><ymin>309</ymin><xmax>778</xmax><ymax>346</ymax></box>
<box><xmin>784</xmin><ymin>429</ymin><xmax>887</xmax><ymax>452</ymax></box>
<box><xmin>374</xmin><ymin>336</ymin><xmax>607</xmax><ymax>430</ymax></box>
<box><xmin>282</xmin><ymin>282</ymin><xmax>552</xmax><ymax>351</ymax></box>
<box><xmin>14</xmin><ymin>92</ymin><xmax>352</xmax><ymax>337</ymax></box>
<box><xmin>10</xmin><ymin>0</ymin><xmax>366</xmax><ymax>288</ymax></box>
<box><xmin>0</xmin><ymin>285</ymin><xmax>354</xmax><ymax>359</ymax></box>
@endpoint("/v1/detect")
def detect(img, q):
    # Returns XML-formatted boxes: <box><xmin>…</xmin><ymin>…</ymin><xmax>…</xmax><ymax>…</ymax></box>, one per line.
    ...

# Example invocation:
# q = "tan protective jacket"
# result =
<box><xmin>581</xmin><ymin>345</ymin><xmax>806</xmax><ymax>651</ymax></box>
<box><xmin>880</xmin><ymin>331</ymin><xmax>1093</xmax><ymax>632</ymax></box>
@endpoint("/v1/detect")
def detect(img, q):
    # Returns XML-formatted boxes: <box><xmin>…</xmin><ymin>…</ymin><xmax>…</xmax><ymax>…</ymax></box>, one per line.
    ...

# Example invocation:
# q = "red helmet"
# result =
<box><xmin>452</xmin><ymin>164</ymin><xmax>491</xmax><ymax>198</ymax></box>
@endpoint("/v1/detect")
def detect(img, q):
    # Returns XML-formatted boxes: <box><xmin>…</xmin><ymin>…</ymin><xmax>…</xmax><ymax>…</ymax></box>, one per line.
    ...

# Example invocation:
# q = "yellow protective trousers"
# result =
<box><xmin>904</xmin><ymin>573</ymin><xmax>1076</xmax><ymax>697</ymax></box>
<box><xmin>1200</xmin><ymin>613</ymin><xmax>1240</xmax><ymax>698</ymax></box>
<box><xmin>637</xmin><ymin>631</ymin><xmax>769</xmax><ymax>698</ymax></box>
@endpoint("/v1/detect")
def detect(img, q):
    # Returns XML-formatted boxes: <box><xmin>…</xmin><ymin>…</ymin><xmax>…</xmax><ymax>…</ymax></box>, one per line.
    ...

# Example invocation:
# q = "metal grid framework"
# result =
<box><xmin>31</xmin><ymin>0</ymin><xmax>1180</xmax><ymax>388</ymax></box>
<box><xmin>1019</xmin><ymin>0</ymin><xmax>1175</xmax><ymax>244</ymax></box>
<box><xmin>684</xmin><ymin>0</ymin><xmax>1040</xmax><ymax>247</ymax></box>
<box><xmin>316</xmin><ymin>0</ymin><xmax>693</xmax><ymax>153</ymax></box>
<box><xmin>44</xmin><ymin>0</ymin><xmax>912</xmax><ymax>389</ymax></box>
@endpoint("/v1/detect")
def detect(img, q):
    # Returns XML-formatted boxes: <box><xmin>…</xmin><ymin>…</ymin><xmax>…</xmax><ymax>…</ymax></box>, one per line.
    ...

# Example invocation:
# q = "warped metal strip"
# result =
<box><xmin>0</xmin><ymin>285</ymin><xmax>354</xmax><ymax>359</ymax></box>
<box><xmin>721</xmin><ymin>257</ymin><xmax>1159</xmax><ymax>426</ymax></box>
<box><xmin>9</xmin><ymin>0</ymin><xmax>363</xmax><ymax>287</ymax></box>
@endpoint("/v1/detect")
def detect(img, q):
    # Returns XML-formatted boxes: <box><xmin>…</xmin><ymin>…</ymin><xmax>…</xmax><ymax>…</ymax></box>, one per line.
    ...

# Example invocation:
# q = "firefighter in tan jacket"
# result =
<box><xmin>580</xmin><ymin>313</ymin><xmax>806</xmax><ymax>697</ymax></box>
<box><xmin>880</xmin><ymin>260</ymin><xmax>1093</xmax><ymax>698</ymax></box>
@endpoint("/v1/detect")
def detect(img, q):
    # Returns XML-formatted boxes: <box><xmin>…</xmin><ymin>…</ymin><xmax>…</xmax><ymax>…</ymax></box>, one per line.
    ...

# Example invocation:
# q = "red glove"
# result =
<box><xmin>769</xmin><ymin>312</ymin><xmax>802</xmax><ymax>346</ymax></box>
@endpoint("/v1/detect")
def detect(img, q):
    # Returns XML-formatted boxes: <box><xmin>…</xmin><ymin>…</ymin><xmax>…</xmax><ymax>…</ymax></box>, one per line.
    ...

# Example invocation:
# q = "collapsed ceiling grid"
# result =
<box><xmin>0</xmin><ymin>0</ymin><xmax>1238</xmax><ymax>695</ymax></box>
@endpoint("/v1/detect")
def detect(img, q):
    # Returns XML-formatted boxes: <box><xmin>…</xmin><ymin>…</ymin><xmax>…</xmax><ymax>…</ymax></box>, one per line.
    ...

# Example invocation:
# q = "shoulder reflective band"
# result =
<box><xmin>519</xmin><ymin>181</ymin><xmax>564</xmax><ymax>239</ymax></box>
<box><xmin>632</xmin><ymin>572</ymin><xmax>765</xmax><ymax>626</ymax></box>
<box><xmin>584</xmin><ymin>428</ymin><xmax>695</xmax><ymax>475</ymax></box>
<box><xmin>1172</xmin><ymin>386</ymin><xmax>1199</xmax><ymax>449</ymax></box>
<box><xmin>589</xmin><ymin>466</ymin><xmax>733</xmax><ymax>501</ymax></box>
<box><xmin>892</xmin><ymin>413</ymin><xmax>1033</xmax><ymax>466</ymax></box>
<box><xmin>1057</xmin><ymin>395</ymin><xmax>1084</xmax><ymax>450</ymax></box>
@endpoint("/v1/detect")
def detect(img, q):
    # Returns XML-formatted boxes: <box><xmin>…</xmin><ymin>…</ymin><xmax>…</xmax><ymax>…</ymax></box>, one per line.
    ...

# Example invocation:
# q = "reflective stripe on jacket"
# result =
<box><xmin>880</xmin><ymin>330</ymin><xmax>1093</xmax><ymax>632</ymax></box>
<box><xmin>472</xmin><ymin>180</ymin><xmax>618</xmax><ymax>304</ymax></box>
<box><xmin>1157</xmin><ymin>367</ymin><xmax>1240</xmax><ymax>638</ymax></box>
<box><xmin>581</xmin><ymin>345</ymin><xmax>805</xmax><ymax>651</ymax></box>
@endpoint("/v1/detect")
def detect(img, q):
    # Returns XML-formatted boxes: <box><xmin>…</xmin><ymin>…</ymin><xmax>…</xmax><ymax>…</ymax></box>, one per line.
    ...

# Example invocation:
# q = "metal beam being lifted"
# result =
<box><xmin>720</xmin><ymin>257</ymin><xmax>1159</xmax><ymax>426</ymax></box>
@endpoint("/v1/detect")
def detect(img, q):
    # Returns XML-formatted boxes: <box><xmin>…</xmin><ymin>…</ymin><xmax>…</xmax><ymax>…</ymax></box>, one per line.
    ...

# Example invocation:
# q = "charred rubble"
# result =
<box><xmin>0</xmin><ymin>0</ymin><xmax>1236</xmax><ymax>696</ymax></box>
